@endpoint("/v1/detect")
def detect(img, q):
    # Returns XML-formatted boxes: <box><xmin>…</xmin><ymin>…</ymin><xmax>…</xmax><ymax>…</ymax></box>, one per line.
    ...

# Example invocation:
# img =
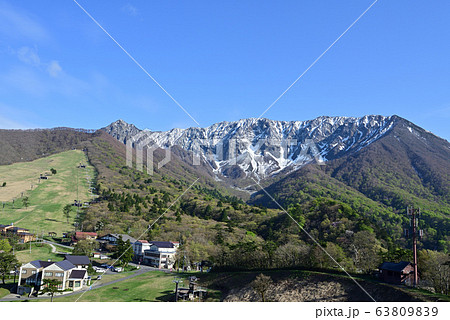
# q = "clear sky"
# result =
<box><xmin>0</xmin><ymin>0</ymin><xmax>449</xmax><ymax>140</ymax></box>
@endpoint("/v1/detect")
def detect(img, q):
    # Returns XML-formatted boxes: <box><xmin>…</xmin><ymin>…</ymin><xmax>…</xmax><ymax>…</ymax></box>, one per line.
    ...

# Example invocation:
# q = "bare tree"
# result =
<box><xmin>251</xmin><ymin>273</ymin><xmax>273</xmax><ymax>302</ymax></box>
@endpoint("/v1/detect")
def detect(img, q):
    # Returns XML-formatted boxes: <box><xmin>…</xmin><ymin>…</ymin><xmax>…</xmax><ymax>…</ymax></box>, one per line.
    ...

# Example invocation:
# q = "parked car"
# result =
<box><xmin>93</xmin><ymin>266</ymin><xmax>106</xmax><ymax>273</ymax></box>
<box><xmin>113</xmin><ymin>267</ymin><xmax>123</xmax><ymax>272</ymax></box>
<box><xmin>96</xmin><ymin>275</ymin><xmax>102</xmax><ymax>280</ymax></box>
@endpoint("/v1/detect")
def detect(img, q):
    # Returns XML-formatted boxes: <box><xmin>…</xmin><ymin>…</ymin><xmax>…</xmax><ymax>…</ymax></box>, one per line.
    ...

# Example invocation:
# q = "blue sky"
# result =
<box><xmin>0</xmin><ymin>0</ymin><xmax>449</xmax><ymax>140</ymax></box>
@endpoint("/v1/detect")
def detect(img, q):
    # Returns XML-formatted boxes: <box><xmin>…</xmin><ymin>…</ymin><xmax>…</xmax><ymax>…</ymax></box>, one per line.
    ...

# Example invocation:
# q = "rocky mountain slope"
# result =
<box><xmin>103</xmin><ymin>115</ymin><xmax>400</xmax><ymax>180</ymax></box>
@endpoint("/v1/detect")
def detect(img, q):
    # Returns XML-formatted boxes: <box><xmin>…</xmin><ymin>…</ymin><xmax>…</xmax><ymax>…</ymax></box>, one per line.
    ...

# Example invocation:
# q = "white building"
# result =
<box><xmin>132</xmin><ymin>240</ymin><xmax>151</xmax><ymax>263</ymax></box>
<box><xmin>143</xmin><ymin>241</ymin><xmax>178</xmax><ymax>269</ymax></box>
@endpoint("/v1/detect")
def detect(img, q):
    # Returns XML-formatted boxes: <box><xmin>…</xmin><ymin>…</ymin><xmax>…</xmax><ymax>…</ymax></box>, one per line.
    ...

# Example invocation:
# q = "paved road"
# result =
<box><xmin>41</xmin><ymin>239</ymin><xmax>73</xmax><ymax>251</ymax></box>
<box><xmin>0</xmin><ymin>267</ymin><xmax>160</xmax><ymax>302</ymax></box>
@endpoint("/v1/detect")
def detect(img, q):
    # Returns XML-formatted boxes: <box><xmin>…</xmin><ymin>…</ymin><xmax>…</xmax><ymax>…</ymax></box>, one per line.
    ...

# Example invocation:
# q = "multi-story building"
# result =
<box><xmin>132</xmin><ymin>240</ymin><xmax>151</xmax><ymax>263</ymax></box>
<box><xmin>17</xmin><ymin>259</ymin><xmax>90</xmax><ymax>295</ymax></box>
<box><xmin>143</xmin><ymin>241</ymin><xmax>178</xmax><ymax>269</ymax></box>
<box><xmin>0</xmin><ymin>224</ymin><xmax>35</xmax><ymax>243</ymax></box>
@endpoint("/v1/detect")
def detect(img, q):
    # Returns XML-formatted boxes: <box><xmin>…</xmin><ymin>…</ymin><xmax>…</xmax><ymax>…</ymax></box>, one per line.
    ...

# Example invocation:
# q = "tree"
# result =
<box><xmin>419</xmin><ymin>250</ymin><xmax>450</xmax><ymax>295</ymax></box>
<box><xmin>0</xmin><ymin>252</ymin><xmax>19</xmax><ymax>284</ymax></box>
<box><xmin>22</xmin><ymin>196</ymin><xmax>30</xmax><ymax>208</ymax></box>
<box><xmin>0</xmin><ymin>239</ymin><xmax>12</xmax><ymax>253</ymax></box>
<box><xmin>175</xmin><ymin>209</ymin><xmax>182</xmax><ymax>223</ymax></box>
<box><xmin>350</xmin><ymin>231</ymin><xmax>382</xmax><ymax>273</ymax></box>
<box><xmin>63</xmin><ymin>204</ymin><xmax>72</xmax><ymax>223</ymax></box>
<box><xmin>50</xmin><ymin>168</ymin><xmax>57</xmax><ymax>175</ymax></box>
<box><xmin>39</xmin><ymin>279</ymin><xmax>64</xmax><ymax>302</ymax></box>
<box><xmin>115</xmin><ymin>236</ymin><xmax>133</xmax><ymax>267</ymax></box>
<box><xmin>311</xmin><ymin>243</ymin><xmax>351</xmax><ymax>270</ymax></box>
<box><xmin>251</xmin><ymin>273</ymin><xmax>273</xmax><ymax>302</ymax></box>
<box><xmin>1</xmin><ymin>182</ymin><xmax>5</xmax><ymax>187</ymax></box>
<box><xmin>274</xmin><ymin>242</ymin><xmax>311</xmax><ymax>268</ymax></box>
<box><xmin>73</xmin><ymin>240</ymin><xmax>98</xmax><ymax>256</ymax></box>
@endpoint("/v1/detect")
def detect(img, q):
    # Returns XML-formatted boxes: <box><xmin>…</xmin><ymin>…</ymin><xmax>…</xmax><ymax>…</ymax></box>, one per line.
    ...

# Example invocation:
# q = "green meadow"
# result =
<box><xmin>0</xmin><ymin>150</ymin><xmax>95</xmax><ymax>236</ymax></box>
<box><xmin>47</xmin><ymin>272</ymin><xmax>188</xmax><ymax>302</ymax></box>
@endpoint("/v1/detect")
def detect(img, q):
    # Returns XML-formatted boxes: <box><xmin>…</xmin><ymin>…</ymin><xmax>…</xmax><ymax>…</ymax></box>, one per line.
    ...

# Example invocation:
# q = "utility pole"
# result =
<box><xmin>405</xmin><ymin>206</ymin><xmax>423</xmax><ymax>287</ymax></box>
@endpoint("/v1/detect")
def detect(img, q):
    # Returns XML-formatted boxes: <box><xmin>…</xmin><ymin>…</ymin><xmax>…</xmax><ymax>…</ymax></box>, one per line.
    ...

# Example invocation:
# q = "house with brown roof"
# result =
<box><xmin>71</xmin><ymin>231</ymin><xmax>97</xmax><ymax>244</ymax></box>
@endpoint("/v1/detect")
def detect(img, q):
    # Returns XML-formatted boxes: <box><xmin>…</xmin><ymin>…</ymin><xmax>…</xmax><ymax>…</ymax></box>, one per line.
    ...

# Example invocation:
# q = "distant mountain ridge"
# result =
<box><xmin>103</xmin><ymin>115</ymin><xmax>404</xmax><ymax>179</ymax></box>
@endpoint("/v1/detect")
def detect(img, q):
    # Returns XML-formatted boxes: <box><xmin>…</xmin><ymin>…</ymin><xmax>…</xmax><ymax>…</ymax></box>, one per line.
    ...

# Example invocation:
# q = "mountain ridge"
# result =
<box><xmin>103</xmin><ymin>115</ymin><xmax>410</xmax><ymax>180</ymax></box>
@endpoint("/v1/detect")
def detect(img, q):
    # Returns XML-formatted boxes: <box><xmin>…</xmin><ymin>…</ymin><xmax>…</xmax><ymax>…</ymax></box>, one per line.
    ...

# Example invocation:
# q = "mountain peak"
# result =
<box><xmin>103</xmin><ymin>119</ymin><xmax>141</xmax><ymax>143</ymax></box>
<box><xmin>103</xmin><ymin>115</ymin><xmax>404</xmax><ymax>179</ymax></box>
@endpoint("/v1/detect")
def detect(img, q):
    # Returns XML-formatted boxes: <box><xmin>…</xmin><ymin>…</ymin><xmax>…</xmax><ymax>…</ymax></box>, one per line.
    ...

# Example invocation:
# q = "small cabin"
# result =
<box><xmin>379</xmin><ymin>261</ymin><xmax>416</xmax><ymax>285</ymax></box>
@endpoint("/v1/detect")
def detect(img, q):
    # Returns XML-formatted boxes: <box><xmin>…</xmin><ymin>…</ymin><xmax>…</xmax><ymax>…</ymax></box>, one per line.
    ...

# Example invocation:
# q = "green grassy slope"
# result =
<box><xmin>42</xmin><ymin>271</ymin><xmax>186</xmax><ymax>302</ymax></box>
<box><xmin>15</xmin><ymin>243</ymin><xmax>64</xmax><ymax>264</ymax></box>
<box><xmin>0</xmin><ymin>150</ymin><xmax>95</xmax><ymax>235</ymax></box>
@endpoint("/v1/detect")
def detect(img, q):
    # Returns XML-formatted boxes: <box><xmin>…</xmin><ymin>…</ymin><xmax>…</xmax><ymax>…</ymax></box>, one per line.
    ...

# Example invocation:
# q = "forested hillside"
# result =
<box><xmin>0</xmin><ymin>128</ymin><xmax>96</xmax><ymax>165</ymax></box>
<box><xmin>73</xmin><ymin>131</ymin><xmax>449</xmax><ymax>296</ymax></box>
<box><xmin>250</xmin><ymin>118</ymin><xmax>450</xmax><ymax>252</ymax></box>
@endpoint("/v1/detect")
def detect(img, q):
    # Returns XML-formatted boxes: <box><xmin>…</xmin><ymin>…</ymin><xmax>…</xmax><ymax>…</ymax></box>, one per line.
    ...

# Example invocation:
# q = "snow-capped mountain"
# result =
<box><xmin>103</xmin><ymin>115</ymin><xmax>400</xmax><ymax>179</ymax></box>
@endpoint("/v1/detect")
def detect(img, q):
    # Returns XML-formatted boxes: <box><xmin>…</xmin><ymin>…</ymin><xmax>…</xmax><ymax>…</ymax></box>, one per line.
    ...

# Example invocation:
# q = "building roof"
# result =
<box><xmin>75</xmin><ymin>231</ymin><xmax>97</xmax><ymax>236</ymax></box>
<box><xmin>65</xmin><ymin>255</ymin><xmax>90</xmax><ymax>265</ymax></box>
<box><xmin>30</xmin><ymin>260</ymin><xmax>54</xmax><ymax>268</ymax></box>
<box><xmin>105</xmin><ymin>233</ymin><xmax>137</xmax><ymax>244</ymax></box>
<box><xmin>150</xmin><ymin>241</ymin><xmax>175</xmax><ymax>248</ymax></box>
<box><xmin>54</xmin><ymin>260</ymin><xmax>76</xmax><ymax>271</ymax></box>
<box><xmin>68</xmin><ymin>269</ymin><xmax>87</xmax><ymax>280</ymax></box>
<box><xmin>137</xmin><ymin>240</ymin><xmax>149</xmax><ymax>243</ymax></box>
<box><xmin>9</xmin><ymin>227</ymin><xmax>29</xmax><ymax>232</ymax></box>
<box><xmin>379</xmin><ymin>261</ymin><xmax>412</xmax><ymax>272</ymax></box>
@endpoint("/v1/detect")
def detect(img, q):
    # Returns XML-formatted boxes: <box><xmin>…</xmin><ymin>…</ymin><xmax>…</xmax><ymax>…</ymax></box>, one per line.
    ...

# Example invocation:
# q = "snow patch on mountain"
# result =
<box><xmin>103</xmin><ymin>115</ymin><xmax>397</xmax><ymax>179</ymax></box>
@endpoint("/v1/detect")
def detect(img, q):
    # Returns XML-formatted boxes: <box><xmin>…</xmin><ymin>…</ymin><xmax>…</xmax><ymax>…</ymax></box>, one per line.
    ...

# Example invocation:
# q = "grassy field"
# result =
<box><xmin>15</xmin><ymin>243</ymin><xmax>65</xmax><ymax>264</ymax></box>
<box><xmin>0</xmin><ymin>286</ymin><xmax>11</xmax><ymax>299</ymax></box>
<box><xmin>0</xmin><ymin>150</ymin><xmax>95</xmax><ymax>235</ymax></box>
<box><xmin>46</xmin><ymin>271</ymin><xmax>186</xmax><ymax>302</ymax></box>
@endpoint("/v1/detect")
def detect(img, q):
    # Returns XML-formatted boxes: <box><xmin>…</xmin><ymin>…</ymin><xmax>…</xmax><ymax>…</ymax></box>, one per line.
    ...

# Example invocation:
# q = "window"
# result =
<box><xmin>75</xmin><ymin>281</ymin><xmax>81</xmax><ymax>287</ymax></box>
<box><xmin>21</xmin><ymin>270</ymin><xmax>27</xmax><ymax>274</ymax></box>
<box><xmin>32</xmin><ymin>270</ymin><xmax>37</xmax><ymax>275</ymax></box>
<box><xmin>44</xmin><ymin>272</ymin><xmax>53</xmax><ymax>277</ymax></box>
<box><xmin>69</xmin><ymin>281</ymin><xmax>74</xmax><ymax>288</ymax></box>
<box><xmin>55</xmin><ymin>272</ymin><xmax>64</xmax><ymax>277</ymax></box>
